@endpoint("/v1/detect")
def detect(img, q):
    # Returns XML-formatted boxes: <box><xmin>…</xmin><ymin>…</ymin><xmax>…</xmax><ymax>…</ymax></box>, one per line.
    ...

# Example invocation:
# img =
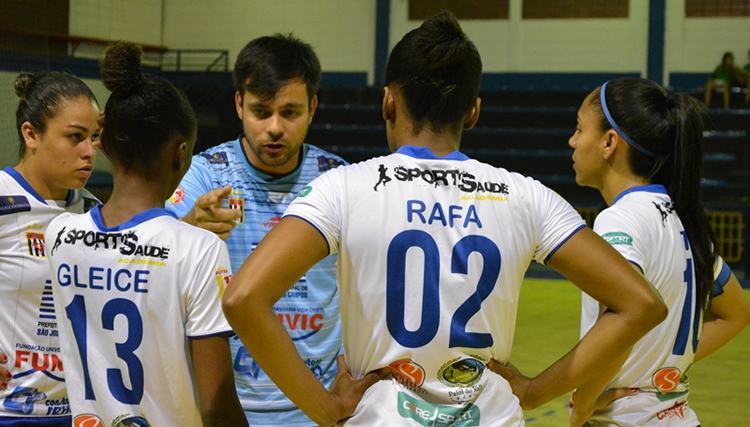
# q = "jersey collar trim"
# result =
<box><xmin>396</xmin><ymin>146</ymin><xmax>469</xmax><ymax>161</ymax></box>
<box><xmin>612</xmin><ymin>184</ymin><xmax>668</xmax><ymax>205</ymax></box>
<box><xmin>90</xmin><ymin>204</ymin><xmax>178</xmax><ymax>231</ymax></box>
<box><xmin>2</xmin><ymin>166</ymin><xmax>74</xmax><ymax>206</ymax></box>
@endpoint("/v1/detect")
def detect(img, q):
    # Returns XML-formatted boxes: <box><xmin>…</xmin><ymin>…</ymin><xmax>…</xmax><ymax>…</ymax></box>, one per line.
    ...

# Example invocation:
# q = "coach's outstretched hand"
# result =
<box><xmin>182</xmin><ymin>186</ymin><xmax>241</xmax><ymax>240</ymax></box>
<box><xmin>0</xmin><ymin>351</ymin><xmax>10</xmax><ymax>390</ymax></box>
<box><xmin>328</xmin><ymin>355</ymin><xmax>390</xmax><ymax>425</ymax></box>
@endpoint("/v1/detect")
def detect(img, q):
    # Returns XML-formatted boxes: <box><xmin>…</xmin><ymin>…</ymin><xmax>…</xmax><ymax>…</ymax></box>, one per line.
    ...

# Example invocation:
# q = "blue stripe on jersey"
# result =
<box><xmin>396</xmin><ymin>145</ymin><xmax>470</xmax><ymax>161</ymax></box>
<box><xmin>0</xmin><ymin>416</ymin><xmax>70</xmax><ymax>426</ymax></box>
<box><xmin>543</xmin><ymin>224</ymin><xmax>587</xmax><ymax>264</ymax></box>
<box><xmin>612</xmin><ymin>184</ymin><xmax>668</xmax><ymax>205</ymax></box>
<box><xmin>3</xmin><ymin>167</ymin><xmax>47</xmax><ymax>204</ymax></box>
<box><xmin>90</xmin><ymin>205</ymin><xmax>177</xmax><ymax>231</ymax></box>
<box><xmin>712</xmin><ymin>260</ymin><xmax>732</xmax><ymax>297</ymax></box>
<box><xmin>165</xmin><ymin>138</ymin><xmax>345</xmax><ymax>423</ymax></box>
<box><xmin>284</xmin><ymin>215</ymin><xmax>331</xmax><ymax>254</ymax></box>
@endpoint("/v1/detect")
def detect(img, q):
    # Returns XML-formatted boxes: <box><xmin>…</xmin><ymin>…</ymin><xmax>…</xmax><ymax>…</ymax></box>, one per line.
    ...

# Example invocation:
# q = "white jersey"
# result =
<box><xmin>0</xmin><ymin>166</ymin><xmax>97</xmax><ymax>421</ymax></box>
<box><xmin>580</xmin><ymin>184</ymin><xmax>729</xmax><ymax>427</ymax></box>
<box><xmin>45</xmin><ymin>205</ymin><xmax>232</xmax><ymax>427</ymax></box>
<box><xmin>285</xmin><ymin>146</ymin><xmax>586</xmax><ymax>426</ymax></box>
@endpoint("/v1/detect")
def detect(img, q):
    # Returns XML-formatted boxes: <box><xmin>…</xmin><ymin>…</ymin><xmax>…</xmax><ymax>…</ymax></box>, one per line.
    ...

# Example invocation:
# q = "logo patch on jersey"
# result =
<box><xmin>26</xmin><ymin>232</ymin><xmax>45</xmax><ymax>257</ymax></box>
<box><xmin>215</xmin><ymin>267</ymin><xmax>231</xmax><ymax>299</ymax></box>
<box><xmin>438</xmin><ymin>358</ymin><xmax>485</xmax><ymax>388</ymax></box>
<box><xmin>317</xmin><ymin>155</ymin><xmax>345</xmax><ymax>171</ymax></box>
<box><xmin>656</xmin><ymin>400</ymin><xmax>689</xmax><ymax>420</ymax></box>
<box><xmin>168</xmin><ymin>186</ymin><xmax>185</xmax><ymax>205</ymax></box>
<box><xmin>73</xmin><ymin>413</ymin><xmax>104</xmax><ymax>427</ymax></box>
<box><xmin>601</xmin><ymin>231</ymin><xmax>633</xmax><ymax>246</ymax></box>
<box><xmin>112</xmin><ymin>414</ymin><xmax>151</xmax><ymax>427</ymax></box>
<box><xmin>228</xmin><ymin>189</ymin><xmax>245</xmax><ymax>223</ymax></box>
<box><xmin>13</xmin><ymin>349</ymin><xmax>64</xmax><ymax>381</ymax></box>
<box><xmin>652</xmin><ymin>367</ymin><xmax>682</xmax><ymax>394</ymax></box>
<box><xmin>0</xmin><ymin>195</ymin><xmax>31</xmax><ymax>215</ymax></box>
<box><xmin>373</xmin><ymin>164</ymin><xmax>509</xmax><ymax>194</ymax></box>
<box><xmin>276</xmin><ymin>308</ymin><xmax>324</xmax><ymax>340</ymax></box>
<box><xmin>298</xmin><ymin>185</ymin><xmax>312</xmax><ymax>198</ymax></box>
<box><xmin>201</xmin><ymin>151</ymin><xmax>229</xmax><ymax>167</ymax></box>
<box><xmin>55</xmin><ymin>229</ymin><xmax>170</xmax><ymax>260</ymax></box>
<box><xmin>653</xmin><ymin>200</ymin><xmax>675</xmax><ymax>226</ymax></box>
<box><xmin>389</xmin><ymin>359</ymin><xmax>426</xmax><ymax>387</ymax></box>
<box><xmin>397</xmin><ymin>392</ymin><xmax>480</xmax><ymax>426</ymax></box>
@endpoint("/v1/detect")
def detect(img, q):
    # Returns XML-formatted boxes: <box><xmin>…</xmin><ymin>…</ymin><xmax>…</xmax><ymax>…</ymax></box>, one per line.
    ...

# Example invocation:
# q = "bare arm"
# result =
<box><xmin>189</xmin><ymin>335</ymin><xmax>248</xmax><ymax>427</ymax></box>
<box><xmin>495</xmin><ymin>228</ymin><xmax>666</xmax><ymax>409</ymax></box>
<box><xmin>695</xmin><ymin>274</ymin><xmax>750</xmax><ymax>362</ymax></box>
<box><xmin>181</xmin><ymin>186</ymin><xmax>241</xmax><ymax>240</ymax></box>
<box><xmin>222</xmin><ymin>217</ymin><xmax>385</xmax><ymax>425</ymax></box>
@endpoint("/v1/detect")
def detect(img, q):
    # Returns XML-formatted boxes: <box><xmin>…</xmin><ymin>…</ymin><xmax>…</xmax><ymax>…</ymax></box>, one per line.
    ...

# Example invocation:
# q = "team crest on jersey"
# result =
<box><xmin>168</xmin><ymin>186</ymin><xmax>185</xmax><ymax>205</ymax></box>
<box><xmin>215</xmin><ymin>267</ymin><xmax>231</xmax><ymax>298</ymax></box>
<box><xmin>0</xmin><ymin>195</ymin><xmax>31</xmax><ymax>215</ymax></box>
<box><xmin>112</xmin><ymin>414</ymin><xmax>151</xmax><ymax>427</ymax></box>
<box><xmin>438</xmin><ymin>357</ymin><xmax>485</xmax><ymax>387</ymax></box>
<box><xmin>652</xmin><ymin>367</ymin><xmax>682</xmax><ymax>394</ymax></box>
<box><xmin>229</xmin><ymin>189</ymin><xmax>245</xmax><ymax>223</ymax></box>
<box><xmin>317</xmin><ymin>155</ymin><xmax>345</xmax><ymax>172</ymax></box>
<box><xmin>73</xmin><ymin>413</ymin><xmax>104</xmax><ymax>427</ymax></box>
<box><xmin>201</xmin><ymin>151</ymin><xmax>229</xmax><ymax>167</ymax></box>
<box><xmin>26</xmin><ymin>232</ymin><xmax>45</xmax><ymax>257</ymax></box>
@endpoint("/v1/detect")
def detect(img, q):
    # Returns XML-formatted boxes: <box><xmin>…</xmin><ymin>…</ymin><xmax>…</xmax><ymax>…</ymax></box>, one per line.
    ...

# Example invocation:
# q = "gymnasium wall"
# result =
<box><xmin>389</xmin><ymin>0</ymin><xmax>650</xmax><ymax>74</ymax></box>
<box><xmin>160</xmin><ymin>0</ymin><xmax>376</xmax><ymax>81</ymax></box>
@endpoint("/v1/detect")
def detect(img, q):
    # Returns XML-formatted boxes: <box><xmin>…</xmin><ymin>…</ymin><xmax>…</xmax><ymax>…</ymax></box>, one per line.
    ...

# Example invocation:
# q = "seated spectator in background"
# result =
<box><xmin>704</xmin><ymin>52</ymin><xmax>749</xmax><ymax>108</ymax></box>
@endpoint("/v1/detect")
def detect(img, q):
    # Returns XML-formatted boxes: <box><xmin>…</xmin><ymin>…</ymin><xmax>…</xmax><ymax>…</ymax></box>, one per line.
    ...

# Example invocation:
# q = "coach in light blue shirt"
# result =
<box><xmin>166</xmin><ymin>34</ymin><xmax>346</xmax><ymax>427</ymax></box>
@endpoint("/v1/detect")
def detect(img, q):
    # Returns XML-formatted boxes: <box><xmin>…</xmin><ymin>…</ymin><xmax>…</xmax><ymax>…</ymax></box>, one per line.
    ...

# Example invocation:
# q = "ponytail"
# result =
<box><xmin>667</xmin><ymin>94</ymin><xmax>716</xmax><ymax>312</ymax></box>
<box><xmin>591</xmin><ymin>78</ymin><xmax>717</xmax><ymax>312</ymax></box>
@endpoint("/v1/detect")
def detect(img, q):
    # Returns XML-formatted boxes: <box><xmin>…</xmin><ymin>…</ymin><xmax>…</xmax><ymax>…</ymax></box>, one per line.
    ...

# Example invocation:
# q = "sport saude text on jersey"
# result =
<box><xmin>373</xmin><ymin>164</ymin><xmax>509</xmax><ymax>194</ymax></box>
<box><xmin>50</xmin><ymin>226</ymin><xmax>170</xmax><ymax>260</ymax></box>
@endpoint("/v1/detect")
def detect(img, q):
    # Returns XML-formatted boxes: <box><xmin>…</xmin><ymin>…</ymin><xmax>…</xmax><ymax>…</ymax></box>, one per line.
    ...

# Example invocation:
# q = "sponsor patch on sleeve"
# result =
<box><xmin>601</xmin><ymin>231</ymin><xmax>633</xmax><ymax>246</ymax></box>
<box><xmin>0</xmin><ymin>195</ymin><xmax>31</xmax><ymax>215</ymax></box>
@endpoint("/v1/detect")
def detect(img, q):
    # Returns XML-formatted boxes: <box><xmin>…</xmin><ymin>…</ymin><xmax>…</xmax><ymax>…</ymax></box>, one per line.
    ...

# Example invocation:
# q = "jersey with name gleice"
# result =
<box><xmin>165</xmin><ymin>138</ymin><xmax>345</xmax><ymax>426</ymax></box>
<box><xmin>0</xmin><ymin>166</ymin><xmax>97</xmax><ymax>421</ymax></box>
<box><xmin>285</xmin><ymin>146</ymin><xmax>586</xmax><ymax>426</ymax></box>
<box><xmin>580</xmin><ymin>185</ymin><xmax>734</xmax><ymax>426</ymax></box>
<box><xmin>45</xmin><ymin>205</ymin><xmax>232</xmax><ymax>427</ymax></box>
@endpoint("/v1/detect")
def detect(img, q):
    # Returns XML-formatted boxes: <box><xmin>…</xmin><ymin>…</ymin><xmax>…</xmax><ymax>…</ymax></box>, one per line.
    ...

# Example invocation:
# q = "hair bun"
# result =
<box><xmin>14</xmin><ymin>73</ymin><xmax>35</xmax><ymax>99</ymax></box>
<box><xmin>101</xmin><ymin>42</ymin><xmax>145</xmax><ymax>95</ymax></box>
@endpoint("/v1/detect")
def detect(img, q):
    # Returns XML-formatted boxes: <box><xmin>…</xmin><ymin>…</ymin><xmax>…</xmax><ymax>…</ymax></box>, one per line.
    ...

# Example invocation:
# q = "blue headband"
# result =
<box><xmin>600</xmin><ymin>81</ymin><xmax>659</xmax><ymax>159</ymax></box>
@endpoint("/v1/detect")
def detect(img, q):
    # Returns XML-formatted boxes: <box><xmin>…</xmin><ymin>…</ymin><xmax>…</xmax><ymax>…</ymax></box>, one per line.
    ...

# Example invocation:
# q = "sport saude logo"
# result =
<box><xmin>373</xmin><ymin>164</ymin><xmax>509</xmax><ymax>194</ymax></box>
<box><xmin>52</xmin><ymin>227</ymin><xmax>170</xmax><ymax>260</ymax></box>
<box><xmin>652</xmin><ymin>367</ymin><xmax>682</xmax><ymax>394</ymax></box>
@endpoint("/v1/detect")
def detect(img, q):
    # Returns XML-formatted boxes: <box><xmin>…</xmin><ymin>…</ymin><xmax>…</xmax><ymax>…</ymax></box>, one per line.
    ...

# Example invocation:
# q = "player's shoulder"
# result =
<box><xmin>47</xmin><ymin>211</ymin><xmax>86</xmax><ymax>232</ymax></box>
<box><xmin>192</xmin><ymin>139</ymin><xmax>239</xmax><ymax>169</ymax></box>
<box><xmin>168</xmin><ymin>216</ymin><xmax>225</xmax><ymax>246</ymax></box>
<box><xmin>303</xmin><ymin>143</ymin><xmax>349</xmax><ymax>171</ymax></box>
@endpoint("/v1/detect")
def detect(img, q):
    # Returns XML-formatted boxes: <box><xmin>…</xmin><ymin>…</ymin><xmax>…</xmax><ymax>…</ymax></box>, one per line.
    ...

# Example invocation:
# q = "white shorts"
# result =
<box><xmin>588</xmin><ymin>393</ymin><xmax>699</xmax><ymax>427</ymax></box>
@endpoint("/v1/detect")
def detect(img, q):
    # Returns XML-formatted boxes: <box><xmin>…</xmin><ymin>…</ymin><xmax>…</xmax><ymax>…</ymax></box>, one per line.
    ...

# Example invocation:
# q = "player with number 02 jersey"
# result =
<box><xmin>45</xmin><ymin>43</ymin><xmax>246</xmax><ymax>427</ymax></box>
<box><xmin>223</xmin><ymin>12</ymin><xmax>667</xmax><ymax>426</ymax></box>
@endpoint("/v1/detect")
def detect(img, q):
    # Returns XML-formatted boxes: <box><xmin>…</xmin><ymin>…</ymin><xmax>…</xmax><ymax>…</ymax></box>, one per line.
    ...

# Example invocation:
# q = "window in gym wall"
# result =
<box><xmin>522</xmin><ymin>0</ymin><xmax>628</xmax><ymax>19</ymax></box>
<box><xmin>409</xmin><ymin>0</ymin><xmax>509</xmax><ymax>20</ymax></box>
<box><xmin>686</xmin><ymin>0</ymin><xmax>750</xmax><ymax>16</ymax></box>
